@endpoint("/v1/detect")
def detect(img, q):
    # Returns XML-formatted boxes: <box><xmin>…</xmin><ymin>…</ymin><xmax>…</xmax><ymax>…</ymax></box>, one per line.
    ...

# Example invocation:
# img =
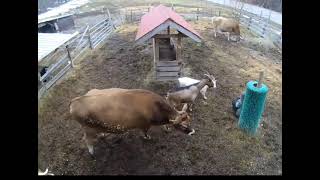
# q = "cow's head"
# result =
<box><xmin>204</xmin><ymin>72</ymin><xmax>217</xmax><ymax>89</ymax></box>
<box><xmin>170</xmin><ymin>104</ymin><xmax>195</xmax><ymax>135</ymax></box>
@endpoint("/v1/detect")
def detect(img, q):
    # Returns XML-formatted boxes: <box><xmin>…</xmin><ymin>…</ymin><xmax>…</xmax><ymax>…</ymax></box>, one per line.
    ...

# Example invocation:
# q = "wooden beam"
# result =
<box><xmin>157</xmin><ymin>61</ymin><xmax>179</xmax><ymax>67</ymax></box>
<box><xmin>154</xmin><ymin>34</ymin><xmax>186</xmax><ymax>39</ymax></box>
<box><xmin>154</xmin><ymin>38</ymin><xmax>159</xmax><ymax>63</ymax></box>
<box><xmin>156</xmin><ymin>66</ymin><xmax>181</xmax><ymax>72</ymax></box>
<box><xmin>167</xmin><ymin>26</ymin><xmax>170</xmax><ymax>34</ymax></box>
<box><xmin>156</xmin><ymin>76</ymin><xmax>179</xmax><ymax>81</ymax></box>
<box><xmin>176</xmin><ymin>34</ymin><xmax>182</xmax><ymax>61</ymax></box>
<box><xmin>153</xmin><ymin>38</ymin><xmax>156</xmax><ymax>68</ymax></box>
<box><xmin>157</xmin><ymin>71</ymin><xmax>180</xmax><ymax>77</ymax></box>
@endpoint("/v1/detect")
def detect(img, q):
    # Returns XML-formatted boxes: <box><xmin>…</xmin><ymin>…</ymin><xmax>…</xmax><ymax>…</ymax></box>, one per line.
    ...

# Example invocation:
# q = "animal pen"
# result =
<box><xmin>38</xmin><ymin>13</ymin><xmax>123</xmax><ymax>99</ymax></box>
<box><xmin>135</xmin><ymin>5</ymin><xmax>202</xmax><ymax>81</ymax></box>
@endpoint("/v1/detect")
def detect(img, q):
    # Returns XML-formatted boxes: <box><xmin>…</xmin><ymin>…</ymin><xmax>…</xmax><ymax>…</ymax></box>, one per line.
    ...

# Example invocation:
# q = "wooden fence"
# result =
<box><xmin>38</xmin><ymin>15</ymin><xmax>119</xmax><ymax>99</ymax></box>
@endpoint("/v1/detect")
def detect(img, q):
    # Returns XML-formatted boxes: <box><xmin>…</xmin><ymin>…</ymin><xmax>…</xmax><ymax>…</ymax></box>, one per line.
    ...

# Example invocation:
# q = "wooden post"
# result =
<box><xmin>54</xmin><ymin>22</ymin><xmax>60</xmax><ymax>32</ymax></box>
<box><xmin>248</xmin><ymin>17</ymin><xmax>252</xmax><ymax>29</ymax></box>
<box><xmin>218</xmin><ymin>10</ymin><xmax>221</xmax><ymax>16</ymax></box>
<box><xmin>197</xmin><ymin>8</ymin><xmax>199</xmax><ymax>21</ymax></box>
<box><xmin>88</xmin><ymin>32</ymin><xmax>93</xmax><ymax>49</ymax></box>
<box><xmin>262</xmin><ymin>23</ymin><xmax>267</xmax><ymax>36</ymax></box>
<box><xmin>153</xmin><ymin>38</ymin><xmax>156</xmax><ymax>68</ymax></box>
<box><xmin>107</xmin><ymin>8</ymin><xmax>111</xmax><ymax>20</ymax></box>
<box><xmin>176</xmin><ymin>34</ymin><xmax>181</xmax><ymax>62</ymax></box>
<box><xmin>66</xmin><ymin>45</ymin><xmax>73</xmax><ymax>67</ymax></box>
<box><xmin>257</xmin><ymin>71</ymin><xmax>264</xmax><ymax>88</ymax></box>
<box><xmin>167</xmin><ymin>26</ymin><xmax>170</xmax><ymax>35</ymax></box>
<box><xmin>155</xmin><ymin>38</ymin><xmax>159</xmax><ymax>62</ymax></box>
<box><xmin>130</xmin><ymin>10</ymin><xmax>133</xmax><ymax>22</ymax></box>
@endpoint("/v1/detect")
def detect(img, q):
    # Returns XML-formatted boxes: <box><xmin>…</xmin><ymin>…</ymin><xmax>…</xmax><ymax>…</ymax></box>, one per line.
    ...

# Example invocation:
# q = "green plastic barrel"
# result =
<box><xmin>238</xmin><ymin>81</ymin><xmax>269</xmax><ymax>135</ymax></box>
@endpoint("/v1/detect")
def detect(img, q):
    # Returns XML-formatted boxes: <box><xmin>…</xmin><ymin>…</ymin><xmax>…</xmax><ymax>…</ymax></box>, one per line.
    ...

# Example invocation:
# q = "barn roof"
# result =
<box><xmin>38</xmin><ymin>32</ymin><xmax>78</xmax><ymax>62</ymax></box>
<box><xmin>135</xmin><ymin>5</ymin><xmax>201</xmax><ymax>43</ymax></box>
<box><xmin>38</xmin><ymin>0</ymin><xmax>89</xmax><ymax>23</ymax></box>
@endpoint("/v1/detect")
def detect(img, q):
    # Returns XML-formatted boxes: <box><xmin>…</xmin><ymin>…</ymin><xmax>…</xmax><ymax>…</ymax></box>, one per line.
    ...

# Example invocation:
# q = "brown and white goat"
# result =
<box><xmin>166</xmin><ymin>73</ymin><xmax>217</xmax><ymax>112</ymax></box>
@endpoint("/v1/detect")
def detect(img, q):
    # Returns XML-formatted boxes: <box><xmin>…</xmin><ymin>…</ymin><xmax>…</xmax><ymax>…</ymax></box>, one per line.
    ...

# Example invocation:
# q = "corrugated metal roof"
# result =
<box><xmin>135</xmin><ymin>5</ymin><xmax>201</xmax><ymax>42</ymax></box>
<box><xmin>38</xmin><ymin>32</ymin><xmax>78</xmax><ymax>62</ymax></box>
<box><xmin>38</xmin><ymin>0</ymin><xmax>88</xmax><ymax>23</ymax></box>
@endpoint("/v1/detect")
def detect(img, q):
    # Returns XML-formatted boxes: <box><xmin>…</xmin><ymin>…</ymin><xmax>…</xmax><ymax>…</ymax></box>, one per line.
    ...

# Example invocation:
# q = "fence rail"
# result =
<box><xmin>38</xmin><ymin>12</ymin><xmax>119</xmax><ymax>100</ymax></box>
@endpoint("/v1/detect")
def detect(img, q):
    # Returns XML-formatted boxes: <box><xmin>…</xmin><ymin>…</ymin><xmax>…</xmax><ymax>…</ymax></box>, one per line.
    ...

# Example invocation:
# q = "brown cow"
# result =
<box><xmin>211</xmin><ymin>16</ymin><xmax>241</xmax><ymax>41</ymax></box>
<box><xmin>69</xmin><ymin>88</ymin><xmax>194</xmax><ymax>155</ymax></box>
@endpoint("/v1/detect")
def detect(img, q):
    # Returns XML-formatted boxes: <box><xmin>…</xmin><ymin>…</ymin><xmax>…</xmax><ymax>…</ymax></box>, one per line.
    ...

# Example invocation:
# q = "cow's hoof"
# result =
<box><xmin>143</xmin><ymin>134</ymin><xmax>151</xmax><ymax>140</ymax></box>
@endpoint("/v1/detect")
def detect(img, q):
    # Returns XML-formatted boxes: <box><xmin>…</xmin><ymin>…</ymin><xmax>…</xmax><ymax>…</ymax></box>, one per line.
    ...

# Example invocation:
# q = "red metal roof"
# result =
<box><xmin>135</xmin><ymin>5</ymin><xmax>201</xmax><ymax>41</ymax></box>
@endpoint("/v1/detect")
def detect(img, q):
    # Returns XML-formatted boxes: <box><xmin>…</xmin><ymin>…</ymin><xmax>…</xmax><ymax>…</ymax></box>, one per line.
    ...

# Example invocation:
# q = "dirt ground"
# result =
<box><xmin>38</xmin><ymin>20</ymin><xmax>282</xmax><ymax>175</ymax></box>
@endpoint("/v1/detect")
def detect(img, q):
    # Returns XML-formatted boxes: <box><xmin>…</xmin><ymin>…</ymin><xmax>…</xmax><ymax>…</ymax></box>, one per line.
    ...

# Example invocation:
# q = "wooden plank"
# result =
<box><xmin>157</xmin><ymin>61</ymin><xmax>179</xmax><ymax>67</ymax></box>
<box><xmin>157</xmin><ymin>71</ymin><xmax>180</xmax><ymax>77</ymax></box>
<box><xmin>156</xmin><ymin>76</ymin><xmax>179</xmax><ymax>81</ymax></box>
<box><xmin>156</xmin><ymin>66</ymin><xmax>180</xmax><ymax>72</ymax></box>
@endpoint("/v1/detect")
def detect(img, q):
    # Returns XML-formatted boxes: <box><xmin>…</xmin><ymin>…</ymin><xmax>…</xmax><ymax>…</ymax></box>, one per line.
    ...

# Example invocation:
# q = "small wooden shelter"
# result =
<box><xmin>135</xmin><ymin>5</ymin><xmax>202</xmax><ymax>81</ymax></box>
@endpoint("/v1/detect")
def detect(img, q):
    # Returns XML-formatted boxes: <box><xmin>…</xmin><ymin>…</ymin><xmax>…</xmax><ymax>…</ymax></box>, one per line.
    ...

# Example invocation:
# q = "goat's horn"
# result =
<box><xmin>204</xmin><ymin>74</ymin><xmax>212</xmax><ymax>79</ymax></box>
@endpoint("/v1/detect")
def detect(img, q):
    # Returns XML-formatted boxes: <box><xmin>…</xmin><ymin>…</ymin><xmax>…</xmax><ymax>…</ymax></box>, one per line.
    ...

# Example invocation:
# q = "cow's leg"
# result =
<box><xmin>214</xmin><ymin>29</ymin><xmax>217</xmax><ymax>37</ymax></box>
<box><xmin>227</xmin><ymin>32</ymin><xmax>230</xmax><ymax>41</ymax></box>
<box><xmin>162</xmin><ymin>124</ymin><xmax>171</xmax><ymax>132</ymax></box>
<box><xmin>141</xmin><ymin>126</ymin><xmax>151</xmax><ymax>140</ymax></box>
<box><xmin>83</xmin><ymin>128</ymin><xmax>97</xmax><ymax>155</ymax></box>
